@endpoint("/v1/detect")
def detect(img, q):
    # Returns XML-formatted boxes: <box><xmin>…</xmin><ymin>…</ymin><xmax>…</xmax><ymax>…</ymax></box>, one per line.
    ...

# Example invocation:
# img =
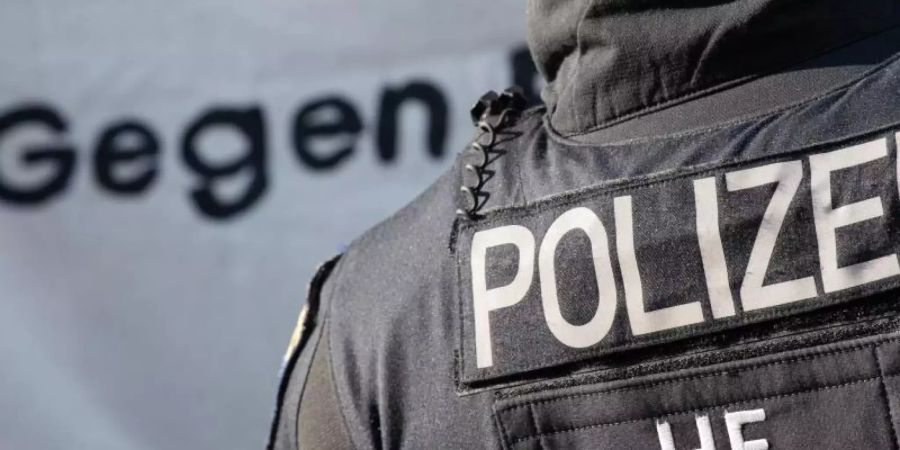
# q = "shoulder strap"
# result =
<box><xmin>267</xmin><ymin>255</ymin><xmax>342</xmax><ymax>450</ymax></box>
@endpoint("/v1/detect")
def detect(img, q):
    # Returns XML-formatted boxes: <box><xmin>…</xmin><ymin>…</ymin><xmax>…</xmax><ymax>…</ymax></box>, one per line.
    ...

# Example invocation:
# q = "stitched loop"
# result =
<box><xmin>458</xmin><ymin>88</ymin><xmax>527</xmax><ymax>219</ymax></box>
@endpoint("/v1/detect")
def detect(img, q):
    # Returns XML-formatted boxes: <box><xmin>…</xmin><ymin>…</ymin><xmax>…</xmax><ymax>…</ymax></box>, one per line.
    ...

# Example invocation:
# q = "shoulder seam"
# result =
<box><xmin>325</xmin><ymin>256</ymin><xmax>365</xmax><ymax>450</ymax></box>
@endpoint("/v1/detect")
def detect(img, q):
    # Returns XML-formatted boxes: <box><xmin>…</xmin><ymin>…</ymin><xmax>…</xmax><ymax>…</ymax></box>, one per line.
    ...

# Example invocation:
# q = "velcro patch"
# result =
<box><xmin>454</xmin><ymin>131</ymin><xmax>900</xmax><ymax>386</ymax></box>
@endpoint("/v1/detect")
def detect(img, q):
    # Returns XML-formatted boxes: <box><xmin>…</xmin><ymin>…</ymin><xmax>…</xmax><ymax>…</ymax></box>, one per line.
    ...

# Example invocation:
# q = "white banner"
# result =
<box><xmin>0</xmin><ymin>1</ymin><xmax>533</xmax><ymax>449</ymax></box>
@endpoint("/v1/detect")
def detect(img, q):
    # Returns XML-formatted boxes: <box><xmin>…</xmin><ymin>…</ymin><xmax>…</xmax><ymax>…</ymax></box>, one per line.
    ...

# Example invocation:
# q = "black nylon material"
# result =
<box><xmin>270</xmin><ymin>12</ymin><xmax>900</xmax><ymax>450</ymax></box>
<box><xmin>527</xmin><ymin>0</ymin><xmax>900</xmax><ymax>135</ymax></box>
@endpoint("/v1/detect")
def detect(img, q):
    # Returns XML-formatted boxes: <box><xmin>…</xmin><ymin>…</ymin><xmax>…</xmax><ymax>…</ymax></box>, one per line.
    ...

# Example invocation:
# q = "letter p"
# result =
<box><xmin>471</xmin><ymin>225</ymin><xmax>535</xmax><ymax>368</ymax></box>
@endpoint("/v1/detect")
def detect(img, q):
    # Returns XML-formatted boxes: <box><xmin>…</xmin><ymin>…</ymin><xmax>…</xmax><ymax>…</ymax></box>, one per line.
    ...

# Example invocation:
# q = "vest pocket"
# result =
<box><xmin>494</xmin><ymin>335</ymin><xmax>900</xmax><ymax>450</ymax></box>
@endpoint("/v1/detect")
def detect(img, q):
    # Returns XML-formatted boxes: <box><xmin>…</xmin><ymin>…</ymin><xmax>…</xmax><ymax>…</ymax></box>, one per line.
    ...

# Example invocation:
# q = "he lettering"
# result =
<box><xmin>472</xmin><ymin>137</ymin><xmax>900</xmax><ymax>368</ymax></box>
<box><xmin>656</xmin><ymin>409</ymin><xmax>769</xmax><ymax>450</ymax></box>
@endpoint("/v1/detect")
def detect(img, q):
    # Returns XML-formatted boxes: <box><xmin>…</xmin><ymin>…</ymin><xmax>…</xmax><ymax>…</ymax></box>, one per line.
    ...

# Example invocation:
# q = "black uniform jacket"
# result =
<box><xmin>271</xmin><ymin>1</ymin><xmax>900</xmax><ymax>448</ymax></box>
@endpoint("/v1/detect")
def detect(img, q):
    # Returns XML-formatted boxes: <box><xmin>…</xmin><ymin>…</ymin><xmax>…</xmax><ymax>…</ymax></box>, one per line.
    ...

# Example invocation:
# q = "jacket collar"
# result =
<box><xmin>528</xmin><ymin>0</ymin><xmax>900</xmax><ymax>137</ymax></box>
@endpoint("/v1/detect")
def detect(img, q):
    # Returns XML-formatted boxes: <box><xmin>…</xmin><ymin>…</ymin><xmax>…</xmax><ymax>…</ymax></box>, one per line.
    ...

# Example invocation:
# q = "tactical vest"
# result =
<box><xmin>270</xmin><ymin>31</ymin><xmax>900</xmax><ymax>450</ymax></box>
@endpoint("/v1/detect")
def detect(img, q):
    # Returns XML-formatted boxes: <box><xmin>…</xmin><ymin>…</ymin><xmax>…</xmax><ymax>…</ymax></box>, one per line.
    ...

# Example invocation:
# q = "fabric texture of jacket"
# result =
<box><xmin>270</xmin><ymin>1</ymin><xmax>900</xmax><ymax>448</ymax></box>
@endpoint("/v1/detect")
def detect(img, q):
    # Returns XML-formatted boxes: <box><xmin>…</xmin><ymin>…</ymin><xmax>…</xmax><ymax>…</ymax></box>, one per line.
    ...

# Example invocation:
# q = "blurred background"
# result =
<box><xmin>0</xmin><ymin>1</ymin><xmax>536</xmax><ymax>449</ymax></box>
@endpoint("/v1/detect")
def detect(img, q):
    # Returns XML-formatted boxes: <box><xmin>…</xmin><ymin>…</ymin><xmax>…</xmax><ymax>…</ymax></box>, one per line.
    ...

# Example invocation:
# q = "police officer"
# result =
<box><xmin>270</xmin><ymin>1</ymin><xmax>900</xmax><ymax>448</ymax></box>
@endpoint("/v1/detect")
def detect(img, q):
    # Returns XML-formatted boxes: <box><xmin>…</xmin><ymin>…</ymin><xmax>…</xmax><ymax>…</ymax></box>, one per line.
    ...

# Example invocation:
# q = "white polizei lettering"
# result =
<box><xmin>725</xmin><ymin>161</ymin><xmax>817</xmax><ymax>311</ymax></box>
<box><xmin>810</xmin><ymin>138</ymin><xmax>900</xmax><ymax>293</ymax></box>
<box><xmin>656</xmin><ymin>415</ymin><xmax>717</xmax><ymax>450</ymax></box>
<box><xmin>538</xmin><ymin>207</ymin><xmax>617</xmax><ymax>348</ymax></box>
<box><xmin>615</xmin><ymin>195</ymin><xmax>705</xmax><ymax>335</ymax></box>
<box><xmin>471</xmin><ymin>225</ymin><xmax>535</xmax><ymax>368</ymax></box>
<box><xmin>694</xmin><ymin>177</ymin><xmax>736</xmax><ymax>319</ymax></box>
<box><xmin>725</xmin><ymin>409</ymin><xmax>769</xmax><ymax>450</ymax></box>
<box><xmin>470</xmin><ymin>135</ymin><xmax>900</xmax><ymax>370</ymax></box>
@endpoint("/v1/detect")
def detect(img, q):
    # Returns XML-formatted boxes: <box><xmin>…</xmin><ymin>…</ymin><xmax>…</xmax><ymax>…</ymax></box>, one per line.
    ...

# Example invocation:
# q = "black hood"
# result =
<box><xmin>527</xmin><ymin>0</ymin><xmax>900</xmax><ymax>137</ymax></box>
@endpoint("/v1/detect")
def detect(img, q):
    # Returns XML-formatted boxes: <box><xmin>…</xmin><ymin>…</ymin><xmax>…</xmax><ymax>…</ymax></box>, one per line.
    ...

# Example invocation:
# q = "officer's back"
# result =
<box><xmin>271</xmin><ymin>1</ymin><xmax>900</xmax><ymax>448</ymax></box>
